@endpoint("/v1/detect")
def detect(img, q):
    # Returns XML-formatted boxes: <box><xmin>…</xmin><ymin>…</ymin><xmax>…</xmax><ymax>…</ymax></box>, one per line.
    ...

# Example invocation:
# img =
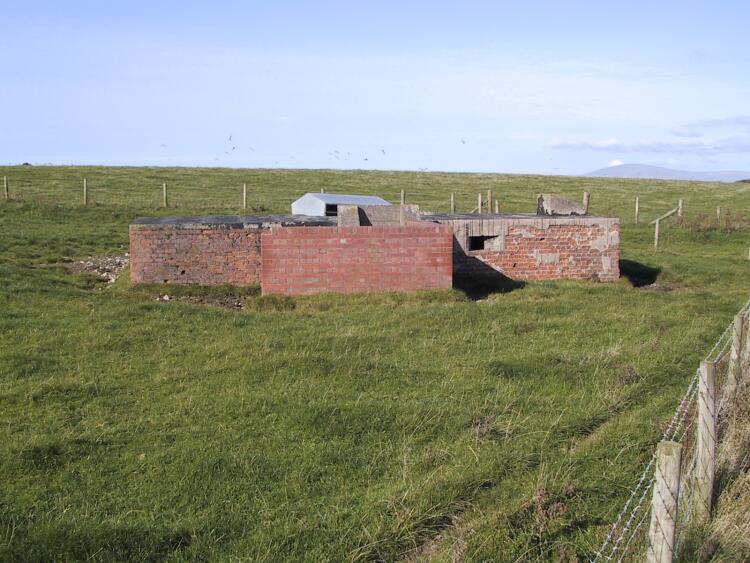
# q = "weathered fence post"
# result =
<box><xmin>477</xmin><ymin>193</ymin><xmax>482</xmax><ymax>214</ymax></box>
<box><xmin>716</xmin><ymin>206</ymin><xmax>721</xmax><ymax>226</ymax></box>
<box><xmin>242</xmin><ymin>183</ymin><xmax>247</xmax><ymax>210</ymax></box>
<box><xmin>450</xmin><ymin>192</ymin><xmax>455</xmax><ymax>213</ymax></box>
<box><xmin>635</xmin><ymin>196</ymin><xmax>640</xmax><ymax>224</ymax></box>
<box><xmin>726</xmin><ymin>314</ymin><xmax>745</xmax><ymax>403</ymax></box>
<box><xmin>3</xmin><ymin>176</ymin><xmax>8</xmax><ymax>200</ymax></box>
<box><xmin>695</xmin><ymin>360</ymin><xmax>717</xmax><ymax>524</ymax></box>
<box><xmin>654</xmin><ymin>219</ymin><xmax>660</xmax><ymax>249</ymax></box>
<box><xmin>677</xmin><ymin>199</ymin><xmax>684</xmax><ymax>218</ymax></box>
<box><xmin>400</xmin><ymin>190</ymin><xmax>405</xmax><ymax>205</ymax></box>
<box><xmin>742</xmin><ymin>311</ymin><xmax>750</xmax><ymax>373</ymax></box>
<box><xmin>487</xmin><ymin>190</ymin><xmax>492</xmax><ymax>213</ymax></box>
<box><xmin>162</xmin><ymin>183</ymin><xmax>168</xmax><ymax>208</ymax></box>
<box><xmin>320</xmin><ymin>187</ymin><xmax>325</xmax><ymax>193</ymax></box>
<box><xmin>495</xmin><ymin>200</ymin><xmax>499</xmax><ymax>214</ymax></box>
<box><xmin>83</xmin><ymin>178</ymin><xmax>88</xmax><ymax>206</ymax></box>
<box><xmin>647</xmin><ymin>440</ymin><xmax>682</xmax><ymax>563</ymax></box>
<box><xmin>583</xmin><ymin>191</ymin><xmax>590</xmax><ymax>213</ymax></box>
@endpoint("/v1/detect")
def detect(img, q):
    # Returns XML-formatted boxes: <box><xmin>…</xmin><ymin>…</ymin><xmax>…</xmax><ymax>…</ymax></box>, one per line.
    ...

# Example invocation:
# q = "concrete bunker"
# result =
<box><xmin>129</xmin><ymin>193</ymin><xmax>620</xmax><ymax>295</ymax></box>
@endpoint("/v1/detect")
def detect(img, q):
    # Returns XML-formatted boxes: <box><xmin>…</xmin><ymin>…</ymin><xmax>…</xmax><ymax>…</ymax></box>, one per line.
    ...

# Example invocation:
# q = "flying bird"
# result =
<box><xmin>460</xmin><ymin>139</ymin><xmax>466</xmax><ymax>144</ymax></box>
<box><xmin>228</xmin><ymin>135</ymin><xmax>233</xmax><ymax>142</ymax></box>
<box><xmin>381</xmin><ymin>149</ymin><xmax>386</xmax><ymax>155</ymax></box>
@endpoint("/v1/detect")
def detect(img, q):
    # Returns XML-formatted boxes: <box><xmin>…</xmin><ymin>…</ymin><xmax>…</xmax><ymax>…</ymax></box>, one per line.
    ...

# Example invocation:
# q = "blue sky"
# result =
<box><xmin>2</xmin><ymin>0</ymin><xmax>749</xmax><ymax>174</ymax></box>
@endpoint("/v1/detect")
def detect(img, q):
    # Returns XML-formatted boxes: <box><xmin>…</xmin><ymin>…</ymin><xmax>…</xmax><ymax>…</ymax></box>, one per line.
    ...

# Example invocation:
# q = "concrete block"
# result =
<box><xmin>537</xmin><ymin>194</ymin><xmax>587</xmax><ymax>216</ymax></box>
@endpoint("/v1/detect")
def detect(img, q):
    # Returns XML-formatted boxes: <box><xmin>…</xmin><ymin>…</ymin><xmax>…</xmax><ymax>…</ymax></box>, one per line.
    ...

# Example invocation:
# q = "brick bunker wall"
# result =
<box><xmin>130</xmin><ymin>224</ymin><xmax>263</xmax><ymax>285</ymax></box>
<box><xmin>261</xmin><ymin>224</ymin><xmax>453</xmax><ymax>295</ymax></box>
<box><xmin>451</xmin><ymin>217</ymin><xmax>620</xmax><ymax>282</ymax></box>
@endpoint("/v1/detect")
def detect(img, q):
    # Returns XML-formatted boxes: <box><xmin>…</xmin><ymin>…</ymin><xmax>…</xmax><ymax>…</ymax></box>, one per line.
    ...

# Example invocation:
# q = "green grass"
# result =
<box><xmin>0</xmin><ymin>166</ymin><xmax>749</xmax><ymax>561</ymax></box>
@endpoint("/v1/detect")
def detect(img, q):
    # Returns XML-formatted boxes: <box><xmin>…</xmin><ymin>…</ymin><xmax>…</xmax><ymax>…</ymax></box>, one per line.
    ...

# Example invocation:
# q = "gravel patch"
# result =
<box><xmin>68</xmin><ymin>254</ymin><xmax>129</xmax><ymax>283</ymax></box>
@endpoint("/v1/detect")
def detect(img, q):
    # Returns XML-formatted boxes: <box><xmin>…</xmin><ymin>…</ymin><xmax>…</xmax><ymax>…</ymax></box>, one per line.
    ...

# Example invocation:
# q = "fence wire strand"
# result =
<box><xmin>593</xmin><ymin>296</ymin><xmax>750</xmax><ymax>562</ymax></box>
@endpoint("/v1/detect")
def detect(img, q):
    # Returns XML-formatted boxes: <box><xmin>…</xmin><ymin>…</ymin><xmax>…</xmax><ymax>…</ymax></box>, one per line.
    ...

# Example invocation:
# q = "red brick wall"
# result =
<box><xmin>129</xmin><ymin>225</ymin><xmax>263</xmax><ymax>285</ymax></box>
<box><xmin>261</xmin><ymin>225</ymin><xmax>453</xmax><ymax>295</ymax></box>
<box><xmin>456</xmin><ymin>220</ymin><xmax>619</xmax><ymax>281</ymax></box>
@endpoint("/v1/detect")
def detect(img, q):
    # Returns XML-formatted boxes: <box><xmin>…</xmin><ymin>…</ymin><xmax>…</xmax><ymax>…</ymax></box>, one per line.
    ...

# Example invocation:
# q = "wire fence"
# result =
<box><xmin>593</xmin><ymin>296</ymin><xmax>750</xmax><ymax>562</ymax></box>
<box><xmin>2</xmin><ymin>171</ymin><xmax>734</xmax><ymax>226</ymax></box>
<box><xmin>0</xmin><ymin>174</ymin><xmax>277</xmax><ymax>210</ymax></box>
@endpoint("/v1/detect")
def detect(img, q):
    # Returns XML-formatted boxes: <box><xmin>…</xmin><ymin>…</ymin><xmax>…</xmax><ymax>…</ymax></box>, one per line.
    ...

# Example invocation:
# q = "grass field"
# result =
<box><xmin>1</xmin><ymin>166</ymin><xmax>749</xmax><ymax>561</ymax></box>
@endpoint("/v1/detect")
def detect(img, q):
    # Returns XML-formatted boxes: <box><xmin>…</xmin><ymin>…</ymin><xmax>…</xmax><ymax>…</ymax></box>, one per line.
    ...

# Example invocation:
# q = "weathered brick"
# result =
<box><xmin>261</xmin><ymin>225</ymin><xmax>453</xmax><ymax>296</ymax></box>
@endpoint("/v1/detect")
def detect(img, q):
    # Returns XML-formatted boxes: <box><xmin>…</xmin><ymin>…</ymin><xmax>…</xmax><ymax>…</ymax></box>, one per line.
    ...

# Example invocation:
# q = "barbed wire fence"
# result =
<box><xmin>1</xmin><ymin>173</ymin><xmax>267</xmax><ymax>209</ymax></box>
<box><xmin>0</xmin><ymin>171</ymin><xmax>344</xmax><ymax>212</ymax></box>
<box><xmin>593</xmin><ymin>296</ymin><xmax>750</xmax><ymax>562</ymax></box>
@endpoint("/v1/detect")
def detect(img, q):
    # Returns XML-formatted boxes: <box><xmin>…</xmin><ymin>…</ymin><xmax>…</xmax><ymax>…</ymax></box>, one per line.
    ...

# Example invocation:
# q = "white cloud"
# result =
<box><xmin>549</xmin><ymin>135</ymin><xmax>750</xmax><ymax>155</ymax></box>
<box><xmin>549</xmin><ymin>138</ymin><xmax>620</xmax><ymax>149</ymax></box>
<box><xmin>686</xmin><ymin>115</ymin><xmax>750</xmax><ymax>130</ymax></box>
<box><xmin>671</xmin><ymin>128</ymin><xmax>703</xmax><ymax>138</ymax></box>
<box><xmin>609</xmin><ymin>159</ymin><xmax>623</xmax><ymax>166</ymax></box>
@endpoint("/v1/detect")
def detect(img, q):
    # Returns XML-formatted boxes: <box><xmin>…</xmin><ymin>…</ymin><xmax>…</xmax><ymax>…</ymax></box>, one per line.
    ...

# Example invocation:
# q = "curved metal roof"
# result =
<box><xmin>293</xmin><ymin>193</ymin><xmax>391</xmax><ymax>206</ymax></box>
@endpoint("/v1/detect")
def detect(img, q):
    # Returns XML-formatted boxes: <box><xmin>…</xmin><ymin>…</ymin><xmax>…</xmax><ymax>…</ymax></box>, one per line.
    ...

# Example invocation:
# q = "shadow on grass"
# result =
<box><xmin>0</xmin><ymin>525</ymin><xmax>197</xmax><ymax>561</ymax></box>
<box><xmin>619</xmin><ymin>259</ymin><xmax>661</xmax><ymax>287</ymax></box>
<box><xmin>453</xmin><ymin>256</ymin><xmax>525</xmax><ymax>300</ymax></box>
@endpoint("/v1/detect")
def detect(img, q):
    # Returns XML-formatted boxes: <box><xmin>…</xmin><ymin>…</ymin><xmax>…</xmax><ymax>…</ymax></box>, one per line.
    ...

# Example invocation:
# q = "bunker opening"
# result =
<box><xmin>468</xmin><ymin>235</ymin><xmax>499</xmax><ymax>251</ymax></box>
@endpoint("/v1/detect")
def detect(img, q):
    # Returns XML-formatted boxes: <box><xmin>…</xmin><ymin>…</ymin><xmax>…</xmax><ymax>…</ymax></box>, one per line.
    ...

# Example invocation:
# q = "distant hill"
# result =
<box><xmin>585</xmin><ymin>163</ymin><xmax>750</xmax><ymax>183</ymax></box>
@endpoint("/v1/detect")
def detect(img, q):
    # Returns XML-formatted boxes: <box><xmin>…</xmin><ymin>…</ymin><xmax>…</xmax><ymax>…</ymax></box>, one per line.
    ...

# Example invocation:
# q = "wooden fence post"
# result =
<box><xmin>242</xmin><ymin>183</ymin><xmax>247</xmax><ymax>210</ymax></box>
<box><xmin>725</xmin><ymin>314</ymin><xmax>745</xmax><ymax>403</ymax></box>
<box><xmin>583</xmin><ymin>191</ymin><xmax>590</xmax><ymax>213</ymax></box>
<box><xmin>450</xmin><ymin>192</ymin><xmax>455</xmax><ymax>213</ymax></box>
<box><xmin>477</xmin><ymin>193</ymin><xmax>482</xmax><ymax>214</ymax></box>
<box><xmin>162</xmin><ymin>183</ymin><xmax>168</xmax><ymax>208</ymax></box>
<box><xmin>654</xmin><ymin>219</ymin><xmax>660</xmax><ymax>249</ymax></box>
<box><xmin>400</xmin><ymin>190</ymin><xmax>405</xmax><ymax>205</ymax></box>
<box><xmin>677</xmin><ymin>199</ymin><xmax>684</xmax><ymax>218</ymax></box>
<box><xmin>3</xmin><ymin>176</ymin><xmax>8</xmax><ymax>200</ymax></box>
<box><xmin>83</xmin><ymin>178</ymin><xmax>88</xmax><ymax>206</ymax></box>
<box><xmin>647</xmin><ymin>440</ymin><xmax>682</xmax><ymax>563</ymax></box>
<box><xmin>742</xmin><ymin>312</ymin><xmax>750</xmax><ymax>375</ymax></box>
<box><xmin>495</xmin><ymin>200</ymin><xmax>499</xmax><ymax>214</ymax></box>
<box><xmin>695</xmin><ymin>360</ymin><xmax>717</xmax><ymax>524</ymax></box>
<box><xmin>716</xmin><ymin>206</ymin><xmax>721</xmax><ymax>225</ymax></box>
<box><xmin>487</xmin><ymin>190</ymin><xmax>492</xmax><ymax>213</ymax></box>
<box><xmin>635</xmin><ymin>196</ymin><xmax>640</xmax><ymax>224</ymax></box>
<box><xmin>320</xmin><ymin>187</ymin><xmax>325</xmax><ymax>193</ymax></box>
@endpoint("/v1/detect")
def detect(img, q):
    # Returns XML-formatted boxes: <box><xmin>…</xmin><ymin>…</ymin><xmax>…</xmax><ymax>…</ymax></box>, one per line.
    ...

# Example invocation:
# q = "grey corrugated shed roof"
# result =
<box><xmin>294</xmin><ymin>193</ymin><xmax>391</xmax><ymax>206</ymax></box>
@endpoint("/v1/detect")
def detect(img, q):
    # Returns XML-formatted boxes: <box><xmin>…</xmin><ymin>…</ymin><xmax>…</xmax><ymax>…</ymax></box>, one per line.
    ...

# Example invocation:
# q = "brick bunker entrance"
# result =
<box><xmin>129</xmin><ymin>195</ymin><xmax>620</xmax><ymax>295</ymax></box>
